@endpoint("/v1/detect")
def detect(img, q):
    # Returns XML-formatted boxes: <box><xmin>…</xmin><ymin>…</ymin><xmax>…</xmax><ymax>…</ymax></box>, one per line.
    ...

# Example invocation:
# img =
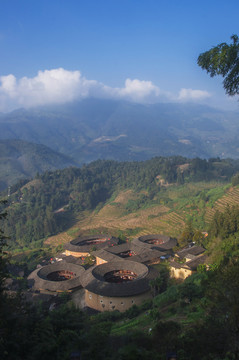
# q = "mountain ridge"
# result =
<box><xmin>1</xmin><ymin>99</ymin><xmax>239</xmax><ymax>164</ymax></box>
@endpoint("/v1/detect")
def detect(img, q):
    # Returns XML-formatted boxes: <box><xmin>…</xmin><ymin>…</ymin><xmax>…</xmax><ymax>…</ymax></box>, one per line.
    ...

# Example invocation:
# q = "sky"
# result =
<box><xmin>0</xmin><ymin>0</ymin><xmax>239</xmax><ymax>112</ymax></box>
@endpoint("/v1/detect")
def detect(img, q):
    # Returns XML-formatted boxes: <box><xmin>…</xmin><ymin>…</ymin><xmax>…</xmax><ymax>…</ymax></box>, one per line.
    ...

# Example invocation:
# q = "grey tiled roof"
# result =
<box><xmin>82</xmin><ymin>260</ymin><xmax>158</xmax><ymax>297</ymax></box>
<box><xmin>132</xmin><ymin>234</ymin><xmax>177</xmax><ymax>251</ymax></box>
<box><xmin>176</xmin><ymin>246</ymin><xmax>205</xmax><ymax>259</ymax></box>
<box><xmin>93</xmin><ymin>241</ymin><xmax>165</xmax><ymax>264</ymax></box>
<box><xmin>107</xmin><ymin>243</ymin><xmax>131</xmax><ymax>254</ymax></box>
<box><xmin>170</xmin><ymin>254</ymin><xmax>208</xmax><ymax>271</ymax></box>
<box><xmin>65</xmin><ymin>234</ymin><xmax>119</xmax><ymax>253</ymax></box>
<box><xmin>170</xmin><ymin>261</ymin><xmax>183</xmax><ymax>269</ymax></box>
<box><xmin>124</xmin><ymin>250</ymin><xmax>165</xmax><ymax>263</ymax></box>
<box><xmin>92</xmin><ymin>249</ymin><xmax>119</xmax><ymax>262</ymax></box>
<box><xmin>27</xmin><ymin>261</ymin><xmax>85</xmax><ymax>292</ymax></box>
<box><xmin>185</xmin><ymin>255</ymin><xmax>208</xmax><ymax>270</ymax></box>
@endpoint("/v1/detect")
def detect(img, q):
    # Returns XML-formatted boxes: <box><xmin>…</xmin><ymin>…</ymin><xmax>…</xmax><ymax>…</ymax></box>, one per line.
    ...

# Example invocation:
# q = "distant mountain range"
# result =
<box><xmin>0</xmin><ymin>139</ymin><xmax>76</xmax><ymax>190</ymax></box>
<box><xmin>0</xmin><ymin>98</ymin><xmax>239</xmax><ymax>188</ymax></box>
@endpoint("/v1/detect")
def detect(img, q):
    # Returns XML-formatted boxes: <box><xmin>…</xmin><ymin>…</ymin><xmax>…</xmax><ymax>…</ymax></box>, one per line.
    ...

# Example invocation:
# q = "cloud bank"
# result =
<box><xmin>178</xmin><ymin>88</ymin><xmax>211</xmax><ymax>100</ymax></box>
<box><xmin>0</xmin><ymin>68</ymin><xmax>211</xmax><ymax>112</ymax></box>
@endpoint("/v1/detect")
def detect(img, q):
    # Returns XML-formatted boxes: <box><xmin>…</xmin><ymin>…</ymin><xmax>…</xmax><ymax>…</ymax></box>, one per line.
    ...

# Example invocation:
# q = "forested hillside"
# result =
<box><xmin>2</xmin><ymin>156</ymin><xmax>239</xmax><ymax>249</ymax></box>
<box><xmin>0</xmin><ymin>139</ymin><xmax>76</xmax><ymax>190</ymax></box>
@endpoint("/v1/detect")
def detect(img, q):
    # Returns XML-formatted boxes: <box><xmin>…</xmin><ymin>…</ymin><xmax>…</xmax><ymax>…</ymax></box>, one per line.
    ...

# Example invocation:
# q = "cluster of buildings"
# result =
<box><xmin>170</xmin><ymin>245</ymin><xmax>207</xmax><ymax>279</ymax></box>
<box><xmin>28</xmin><ymin>234</ymin><xmax>207</xmax><ymax>312</ymax></box>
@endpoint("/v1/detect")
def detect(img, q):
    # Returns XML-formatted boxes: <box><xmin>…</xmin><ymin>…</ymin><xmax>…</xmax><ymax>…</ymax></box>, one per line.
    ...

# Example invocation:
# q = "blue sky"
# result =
<box><xmin>0</xmin><ymin>0</ymin><xmax>239</xmax><ymax>112</ymax></box>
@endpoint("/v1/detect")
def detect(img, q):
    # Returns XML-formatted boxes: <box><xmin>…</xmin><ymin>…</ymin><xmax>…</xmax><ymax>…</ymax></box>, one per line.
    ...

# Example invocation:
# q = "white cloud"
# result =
<box><xmin>0</xmin><ymin>68</ymin><xmax>98</xmax><ymax>109</ymax></box>
<box><xmin>0</xmin><ymin>67</ymin><xmax>212</xmax><ymax>112</ymax></box>
<box><xmin>178</xmin><ymin>88</ymin><xmax>211</xmax><ymax>101</ymax></box>
<box><xmin>116</xmin><ymin>78</ymin><xmax>160</xmax><ymax>101</ymax></box>
<box><xmin>1</xmin><ymin>74</ymin><xmax>17</xmax><ymax>97</ymax></box>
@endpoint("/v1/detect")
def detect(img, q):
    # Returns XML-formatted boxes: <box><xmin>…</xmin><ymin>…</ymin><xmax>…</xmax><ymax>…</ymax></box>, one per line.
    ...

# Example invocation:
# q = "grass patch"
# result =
<box><xmin>67</xmin><ymin>227</ymin><xmax>80</xmax><ymax>237</ymax></box>
<box><xmin>153</xmin><ymin>285</ymin><xmax>179</xmax><ymax>308</ymax></box>
<box><xmin>124</xmin><ymin>227</ymin><xmax>144</xmax><ymax>237</ymax></box>
<box><xmin>111</xmin><ymin>314</ymin><xmax>150</xmax><ymax>335</ymax></box>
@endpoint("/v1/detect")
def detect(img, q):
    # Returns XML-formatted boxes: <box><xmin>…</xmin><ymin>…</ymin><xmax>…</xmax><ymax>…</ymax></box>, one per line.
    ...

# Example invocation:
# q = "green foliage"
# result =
<box><xmin>178</xmin><ymin>220</ymin><xmax>195</xmax><ymax>247</ymax></box>
<box><xmin>209</xmin><ymin>205</ymin><xmax>239</xmax><ymax>239</ymax></box>
<box><xmin>125</xmin><ymin>194</ymin><xmax>149</xmax><ymax>213</ymax></box>
<box><xmin>206</xmin><ymin>185</ymin><xmax>229</xmax><ymax>208</ymax></box>
<box><xmin>0</xmin><ymin>200</ymin><xmax>8</xmax><ymax>292</ymax></box>
<box><xmin>198</xmin><ymin>35</ymin><xmax>239</xmax><ymax>96</ymax></box>
<box><xmin>152</xmin><ymin>320</ymin><xmax>181</xmax><ymax>356</ymax></box>
<box><xmin>178</xmin><ymin>220</ymin><xmax>207</xmax><ymax>248</ymax></box>
<box><xmin>179</xmin><ymin>279</ymin><xmax>203</xmax><ymax>302</ymax></box>
<box><xmin>150</xmin><ymin>265</ymin><xmax>170</xmax><ymax>296</ymax></box>
<box><xmin>193</xmin><ymin>230</ymin><xmax>205</xmax><ymax>245</ymax></box>
<box><xmin>124</xmin><ymin>304</ymin><xmax>141</xmax><ymax>319</ymax></box>
<box><xmin>153</xmin><ymin>285</ymin><xmax>179</xmax><ymax>308</ymax></box>
<box><xmin>116</xmin><ymin>230</ymin><xmax>127</xmax><ymax>243</ymax></box>
<box><xmin>232</xmin><ymin>173</ymin><xmax>239</xmax><ymax>186</ymax></box>
<box><xmin>10</xmin><ymin>247</ymin><xmax>55</xmax><ymax>273</ymax></box>
<box><xmin>198</xmin><ymin>260</ymin><xmax>239</xmax><ymax>358</ymax></box>
<box><xmin>117</xmin><ymin>343</ymin><xmax>155</xmax><ymax>360</ymax></box>
<box><xmin>83</xmin><ymin>254</ymin><xmax>95</xmax><ymax>268</ymax></box>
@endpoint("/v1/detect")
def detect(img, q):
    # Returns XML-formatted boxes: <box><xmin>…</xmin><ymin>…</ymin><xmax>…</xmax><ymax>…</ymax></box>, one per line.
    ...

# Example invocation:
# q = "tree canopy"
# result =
<box><xmin>0</xmin><ymin>200</ymin><xmax>8</xmax><ymax>293</ymax></box>
<box><xmin>198</xmin><ymin>35</ymin><xmax>239</xmax><ymax>96</ymax></box>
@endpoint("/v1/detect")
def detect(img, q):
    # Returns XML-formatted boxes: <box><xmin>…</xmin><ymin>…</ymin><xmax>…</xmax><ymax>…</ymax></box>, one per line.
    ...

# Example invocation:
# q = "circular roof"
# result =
<box><xmin>82</xmin><ymin>260</ymin><xmax>158</xmax><ymax>297</ymax></box>
<box><xmin>28</xmin><ymin>262</ymin><xmax>85</xmax><ymax>292</ymax></box>
<box><xmin>65</xmin><ymin>234</ymin><xmax>119</xmax><ymax>253</ymax></box>
<box><xmin>133</xmin><ymin>234</ymin><xmax>177</xmax><ymax>250</ymax></box>
<box><xmin>92</xmin><ymin>261</ymin><xmax>148</xmax><ymax>280</ymax></box>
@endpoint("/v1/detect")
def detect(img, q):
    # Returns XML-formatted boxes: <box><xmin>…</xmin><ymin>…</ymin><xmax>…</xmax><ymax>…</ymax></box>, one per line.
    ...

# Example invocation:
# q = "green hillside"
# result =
<box><xmin>0</xmin><ymin>139</ymin><xmax>76</xmax><ymax>190</ymax></box>
<box><xmin>1</xmin><ymin>156</ymin><xmax>239</xmax><ymax>250</ymax></box>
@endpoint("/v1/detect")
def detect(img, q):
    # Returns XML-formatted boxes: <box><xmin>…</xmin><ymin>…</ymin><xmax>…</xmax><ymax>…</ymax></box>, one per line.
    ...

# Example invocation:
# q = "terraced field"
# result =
<box><xmin>159</xmin><ymin>212</ymin><xmax>185</xmax><ymax>230</ymax></box>
<box><xmin>45</xmin><ymin>183</ymin><xmax>239</xmax><ymax>246</ymax></box>
<box><xmin>45</xmin><ymin>195</ymin><xmax>187</xmax><ymax>245</ymax></box>
<box><xmin>205</xmin><ymin>186</ymin><xmax>239</xmax><ymax>223</ymax></box>
<box><xmin>45</xmin><ymin>231</ymin><xmax>74</xmax><ymax>246</ymax></box>
<box><xmin>76</xmin><ymin>204</ymin><xmax>170</xmax><ymax>232</ymax></box>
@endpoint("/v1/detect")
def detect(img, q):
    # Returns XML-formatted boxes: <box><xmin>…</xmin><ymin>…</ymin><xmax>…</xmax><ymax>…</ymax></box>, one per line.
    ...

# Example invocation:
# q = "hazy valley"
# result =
<box><xmin>1</xmin><ymin>99</ymin><xmax>239</xmax><ymax>190</ymax></box>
